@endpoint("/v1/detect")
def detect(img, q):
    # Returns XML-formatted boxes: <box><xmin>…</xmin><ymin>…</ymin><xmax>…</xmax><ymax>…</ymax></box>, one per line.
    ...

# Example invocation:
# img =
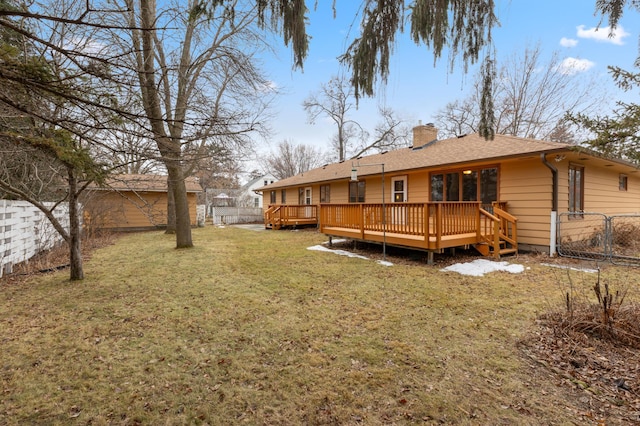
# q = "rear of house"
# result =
<box><xmin>261</xmin><ymin>125</ymin><xmax>640</xmax><ymax>256</ymax></box>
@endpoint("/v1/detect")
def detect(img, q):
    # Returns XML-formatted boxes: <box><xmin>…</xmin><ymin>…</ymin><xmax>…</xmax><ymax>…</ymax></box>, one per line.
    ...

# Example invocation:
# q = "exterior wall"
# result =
<box><xmin>407</xmin><ymin>172</ymin><xmax>430</xmax><ymax>202</ymax></box>
<box><xmin>554</xmin><ymin>156</ymin><xmax>640</xmax><ymax>215</ymax></box>
<box><xmin>84</xmin><ymin>191</ymin><xmax>199</xmax><ymax>231</ymax></box>
<box><xmin>242</xmin><ymin>174</ymin><xmax>276</xmax><ymax>208</ymax></box>
<box><xmin>500</xmin><ymin>159</ymin><xmax>554</xmax><ymax>250</ymax></box>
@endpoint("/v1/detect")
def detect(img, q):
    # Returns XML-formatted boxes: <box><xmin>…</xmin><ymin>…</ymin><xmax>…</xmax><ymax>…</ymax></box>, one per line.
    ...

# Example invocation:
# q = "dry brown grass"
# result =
<box><xmin>0</xmin><ymin>226</ymin><xmax>636</xmax><ymax>425</ymax></box>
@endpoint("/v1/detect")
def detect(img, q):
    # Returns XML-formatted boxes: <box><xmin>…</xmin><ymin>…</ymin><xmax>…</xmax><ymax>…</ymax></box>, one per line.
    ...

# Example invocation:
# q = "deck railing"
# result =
<box><xmin>320</xmin><ymin>202</ymin><xmax>482</xmax><ymax>241</ymax></box>
<box><xmin>265</xmin><ymin>204</ymin><xmax>318</xmax><ymax>229</ymax></box>
<box><xmin>478</xmin><ymin>207</ymin><xmax>518</xmax><ymax>255</ymax></box>
<box><xmin>268</xmin><ymin>201</ymin><xmax>516</xmax><ymax>257</ymax></box>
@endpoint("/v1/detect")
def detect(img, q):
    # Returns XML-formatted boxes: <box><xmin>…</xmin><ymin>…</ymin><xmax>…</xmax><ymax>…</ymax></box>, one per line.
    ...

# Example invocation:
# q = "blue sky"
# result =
<box><xmin>253</xmin><ymin>1</ymin><xmax>639</xmax><ymax>166</ymax></box>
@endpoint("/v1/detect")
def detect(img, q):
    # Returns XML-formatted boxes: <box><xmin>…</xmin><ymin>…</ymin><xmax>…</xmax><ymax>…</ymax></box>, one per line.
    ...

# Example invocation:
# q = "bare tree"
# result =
<box><xmin>304</xmin><ymin>75</ymin><xmax>411</xmax><ymax>161</ymax></box>
<box><xmin>304</xmin><ymin>75</ymin><xmax>363</xmax><ymax>162</ymax></box>
<box><xmin>434</xmin><ymin>45</ymin><xmax>603</xmax><ymax>142</ymax></box>
<box><xmin>262</xmin><ymin>139</ymin><xmax>326</xmax><ymax>180</ymax></box>
<box><xmin>117</xmin><ymin>0</ymin><xmax>273</xmax><ymax>245</ymax></box>
<box><xmin>351</xmin><ymin>107</ymin><xmax>411</xmax><ymax>158</ymax></box>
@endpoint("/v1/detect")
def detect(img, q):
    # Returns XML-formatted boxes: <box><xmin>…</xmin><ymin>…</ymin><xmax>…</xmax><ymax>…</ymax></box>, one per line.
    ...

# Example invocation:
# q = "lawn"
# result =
<box><xmin>0</xmin><ymin>226</ymin><xmax>634</xmax><ymax>425</ymax></box>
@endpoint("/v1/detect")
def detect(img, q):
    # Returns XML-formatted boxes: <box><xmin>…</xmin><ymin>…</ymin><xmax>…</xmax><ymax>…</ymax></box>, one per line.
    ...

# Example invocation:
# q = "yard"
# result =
<box><xmin>1</xmin><ymin>226</ymin><xmax>638</xmax><ymax>425</ymax></box>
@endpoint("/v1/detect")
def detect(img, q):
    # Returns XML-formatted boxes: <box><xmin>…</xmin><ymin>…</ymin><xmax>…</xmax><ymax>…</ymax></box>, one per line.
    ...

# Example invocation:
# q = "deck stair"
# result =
<box><xmin>475</xmin><ymin>207</ymin><xmax>518</xmax><ymax>259</ymax></box>
<box><xmin>264</xmin><ymin>205</ymin><xmax>282</xmax><ymax>230</ymax></box>
<box><xmin>264</xmin><ymin>204</ymin><xmax>318</xmax><ymax>230</ymax></box>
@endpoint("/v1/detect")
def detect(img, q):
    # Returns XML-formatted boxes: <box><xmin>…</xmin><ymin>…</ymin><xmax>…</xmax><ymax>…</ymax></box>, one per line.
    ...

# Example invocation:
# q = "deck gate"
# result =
<box><xmin>557</xmin><ymin>213</ymin><xmax>640</xmax><ymax>265</ymax></box>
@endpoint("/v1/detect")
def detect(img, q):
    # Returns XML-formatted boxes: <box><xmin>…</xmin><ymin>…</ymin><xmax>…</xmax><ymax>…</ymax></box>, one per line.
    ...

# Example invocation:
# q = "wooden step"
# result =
<box><xmin>498</xmin><ymin>247</ymin><xmax>518</xmax><ymax>256</ymax></box>
<box><xmin>474</xmin><ymin>242</ymin><xmax>517</xmax><ymax>258</ymax></box>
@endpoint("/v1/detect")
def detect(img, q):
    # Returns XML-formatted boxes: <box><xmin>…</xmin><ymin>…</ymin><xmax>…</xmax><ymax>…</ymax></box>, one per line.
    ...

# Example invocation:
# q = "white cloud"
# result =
<box><xmin>560</xmin><ymin>37</ymin><xmax>578</xmax><ymax>48</ymax></box>
<box><xmin>258</xmin><ymin>80</ymin><xmax>279</xmax><ymax>93</ymax></box>
<box><xmin>576</xmin><ymin>24</ymin><xmax>630</xmax><ymax>45</ymax></box>
<box><xmin>63</xmin><ymin>37</ymin><xmax>107</xmax><ymax>55</ymax></box>
<box><xmin>556</xmin><ymin>57</ymin><xmax>596</xmax><ymax>75</ymax></box>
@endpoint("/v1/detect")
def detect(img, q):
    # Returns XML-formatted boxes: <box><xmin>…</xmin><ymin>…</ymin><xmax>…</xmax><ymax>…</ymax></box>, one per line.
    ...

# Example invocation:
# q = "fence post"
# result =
<box><xmin>605</xmin><ymin>216</ymin><xmax>612</xmax><ymax>262</ymax></box>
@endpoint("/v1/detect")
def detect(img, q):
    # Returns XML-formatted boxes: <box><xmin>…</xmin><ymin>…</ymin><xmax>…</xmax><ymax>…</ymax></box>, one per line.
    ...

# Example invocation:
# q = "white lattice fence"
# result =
<box><xmin>0</xmin><ymin>200</ymin><xmax>72</xmax><ymax>277</ymax></box>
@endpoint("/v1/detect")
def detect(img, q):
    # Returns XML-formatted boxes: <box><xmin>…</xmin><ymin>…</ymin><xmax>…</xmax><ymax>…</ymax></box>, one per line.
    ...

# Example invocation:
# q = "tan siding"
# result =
<box><xmin>85</xmin><ymin>191</ymin><xmax>197</xmax><ymax>230</ymax></box>
<box><xmin>584</xmin><ymin>167</ymin><xmax>640</xmax><ymax>214</ymax></box>
<box><xmin>407</xmin><ymin>172</ymin><xmax>430</xmax><ymax>202</ymax></box>
<box><xmin>332</xmin><ymin>181</ymin><xmax>350</xmax><ymax>203</ymax></box>
<box><xmin>500</xmin><ymin>159</ymin><xmax>554</xmax><ymax>248</ymax></box>
<box><xmin>555</xmin><ymin>159</ymin><xmax>640</xmax><ymax>214</ymax></box>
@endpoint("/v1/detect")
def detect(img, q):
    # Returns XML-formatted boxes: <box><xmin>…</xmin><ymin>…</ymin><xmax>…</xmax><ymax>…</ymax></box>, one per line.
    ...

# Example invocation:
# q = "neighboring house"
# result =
<box><xmin>84</xmin><ymin>174</ymin><xmax>203</xmax><ymax>231</ymax></box>
<box><xmin>238</xmin><ymin>173</ymin><xmax>276</xmax><ymax>208</ymax></box>
<box><xmin>261</xmin><ymin>124</ymin><xmax>640</xmax><ymax>260</ymax></box>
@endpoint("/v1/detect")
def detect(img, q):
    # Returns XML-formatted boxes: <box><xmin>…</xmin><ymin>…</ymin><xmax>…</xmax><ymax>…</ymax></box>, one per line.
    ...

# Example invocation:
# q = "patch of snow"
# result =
<box><xmin>307</xmin><ymin>244</ymin><xmax>394</xmax><ymax>266</ymax></box>
<box><xmin>541</xmin><ymin>263</ymin><xmax>598</xmax><ymax>273</ymax></box>
<box><xmin>440</xmin><ymin>259</ymin><xmax>525</xmax><ymax>277</ymax></box>
<box><xmin>307</xmin><ymin>245</ymin><xmax>370</xmax><ymax>260</ymax></box>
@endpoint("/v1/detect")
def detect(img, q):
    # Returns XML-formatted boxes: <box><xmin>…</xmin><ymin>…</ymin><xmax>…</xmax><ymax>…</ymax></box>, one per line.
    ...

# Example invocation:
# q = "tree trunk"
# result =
<box><xmin>67</xmin><ymin>168</ymin><xmax>84</xmax><ymax>280</ymax></box>
<box><xmin>167</xmin><ymin>165</ymin><xmax>193</xmax><ymax>248</ymax></box>
<box><xmin>165</xmin><ymin>176</ymin><xmax>176</xmax><ymax>234</ymax></box>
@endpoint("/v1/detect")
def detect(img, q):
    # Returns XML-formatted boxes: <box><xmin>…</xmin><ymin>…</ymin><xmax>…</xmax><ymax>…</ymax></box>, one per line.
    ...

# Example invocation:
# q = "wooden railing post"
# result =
<box><xmin>435</xmin><ymin>203</ymin><xmax>442</xmax><ymax>248</ymax></box>
<box><xmin>359</xmin><ymin>204</ymin><xmax>365</xmax><ymax>239</ymax></box>
<box><xmin>476</xmin><ymin>202</ymin><xmax>481</xmax><ymax>238</ymax></box>
<box><xmin>423</xmin><ymin>203</ymin><xmax>429</xmax><ymax>244</ymax></box>
<box><xmin>493</xmin><ymin>219</ymin><xmax>500</xmax><ymax>258</ymax></box>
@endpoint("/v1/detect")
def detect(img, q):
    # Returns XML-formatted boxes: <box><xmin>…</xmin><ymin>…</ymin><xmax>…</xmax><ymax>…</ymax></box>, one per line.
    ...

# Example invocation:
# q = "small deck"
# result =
<box><xmin>264</xmin><ymin>205</ymin><xmax>318</xmax><ymax>230</ymax></box>
<box><xmin>265</xmin><ymin>202</ymin><xmax>518</xmax><ymax>261</ymax></box>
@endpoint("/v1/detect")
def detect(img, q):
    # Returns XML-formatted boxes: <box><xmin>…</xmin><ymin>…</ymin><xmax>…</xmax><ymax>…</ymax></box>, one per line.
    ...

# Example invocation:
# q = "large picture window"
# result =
<box><xmin>349</xmin><ymin>181</ymin><xmax>366</xmax><ymax>203</ymax></box>
<box><xmin>430</xmin><ymin>167</ymin><xmax>498</xmax><ymax>208</ymax></box>
<box><xmin>569</xmin><ymin>164</ymin><xmax>584</xmax><ymax>216</ymax></box>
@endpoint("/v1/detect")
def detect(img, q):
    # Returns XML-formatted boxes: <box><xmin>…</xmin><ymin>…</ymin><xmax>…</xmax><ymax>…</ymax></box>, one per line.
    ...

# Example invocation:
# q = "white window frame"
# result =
<box><xmin>391</xmin><ymin>176</ymin><xmax>408</xmax><ymax>203</ymax></box>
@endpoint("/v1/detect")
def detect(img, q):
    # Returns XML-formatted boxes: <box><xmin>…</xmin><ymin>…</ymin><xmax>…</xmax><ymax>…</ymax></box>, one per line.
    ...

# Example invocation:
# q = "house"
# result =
<box><xmin>84</xmin><ymin>174</ymin><xmax>203</xmax><ymax>232</ymax></box>
<box><xmin>261</xmin><ymin>124</ymin><xmax>640</xmax><ymax>261</ymax></box>
<box><xmin>238</xmin><ymin>173</ymin><xmax>276</xmax><ymax>208</ymax></box>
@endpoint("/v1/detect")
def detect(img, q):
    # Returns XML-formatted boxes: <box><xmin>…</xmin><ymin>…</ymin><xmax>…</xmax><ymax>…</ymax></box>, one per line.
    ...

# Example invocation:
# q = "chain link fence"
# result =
<box><xmin>557</xmin><ymin>213</ymin><xmax>640</xmax><ymax>266</ymax></box>
<box><xmin>610</xmin><ymin>215</ymin><xmax>640</xmax><ymax>266</ymax></box>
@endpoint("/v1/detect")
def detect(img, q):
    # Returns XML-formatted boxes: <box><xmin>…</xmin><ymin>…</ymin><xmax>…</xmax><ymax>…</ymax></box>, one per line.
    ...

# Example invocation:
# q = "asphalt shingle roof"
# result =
<box><xmin>94</xmin><ymin>174</ymin><xmax>203</xmax><ymax>193</ymax></box>
<box><xmin>263</xmin><ymin>133</ymin><xmax>572</xmax><ymax>190</ymax></box>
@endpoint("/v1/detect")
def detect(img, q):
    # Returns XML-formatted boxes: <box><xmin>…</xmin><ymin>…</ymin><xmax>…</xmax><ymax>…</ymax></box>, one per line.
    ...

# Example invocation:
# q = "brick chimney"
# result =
<box><xmin>412</xmin><ymin>123</ymin><xmax>438</xmax><ymax>148</ymax></box>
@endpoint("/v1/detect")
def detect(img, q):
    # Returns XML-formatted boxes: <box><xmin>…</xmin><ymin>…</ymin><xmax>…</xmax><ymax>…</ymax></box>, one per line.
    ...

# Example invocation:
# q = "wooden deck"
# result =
<box><xmin>265</xmin><ymin>202</ymin><xmax>518</xmax><ymax>261</ymax></box>
<box><xmin>264</xmin><ymin>204</ymin><xmax>318</xmax><ymax>229</ymax></box>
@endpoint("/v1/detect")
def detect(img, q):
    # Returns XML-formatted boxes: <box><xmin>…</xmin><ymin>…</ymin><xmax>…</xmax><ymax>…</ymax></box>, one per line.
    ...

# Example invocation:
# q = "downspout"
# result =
<box><xmin>541</xmin><ymin>153</ymin><xmax>558</xmax><ymax>256</ymax></box>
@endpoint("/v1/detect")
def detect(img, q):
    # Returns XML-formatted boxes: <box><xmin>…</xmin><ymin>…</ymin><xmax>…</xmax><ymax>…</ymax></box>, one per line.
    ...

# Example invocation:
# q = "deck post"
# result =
<box><xmin>427</xmin><ymin>251</ymin><xmax>434</xmax><ymax>265</ymax></box>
